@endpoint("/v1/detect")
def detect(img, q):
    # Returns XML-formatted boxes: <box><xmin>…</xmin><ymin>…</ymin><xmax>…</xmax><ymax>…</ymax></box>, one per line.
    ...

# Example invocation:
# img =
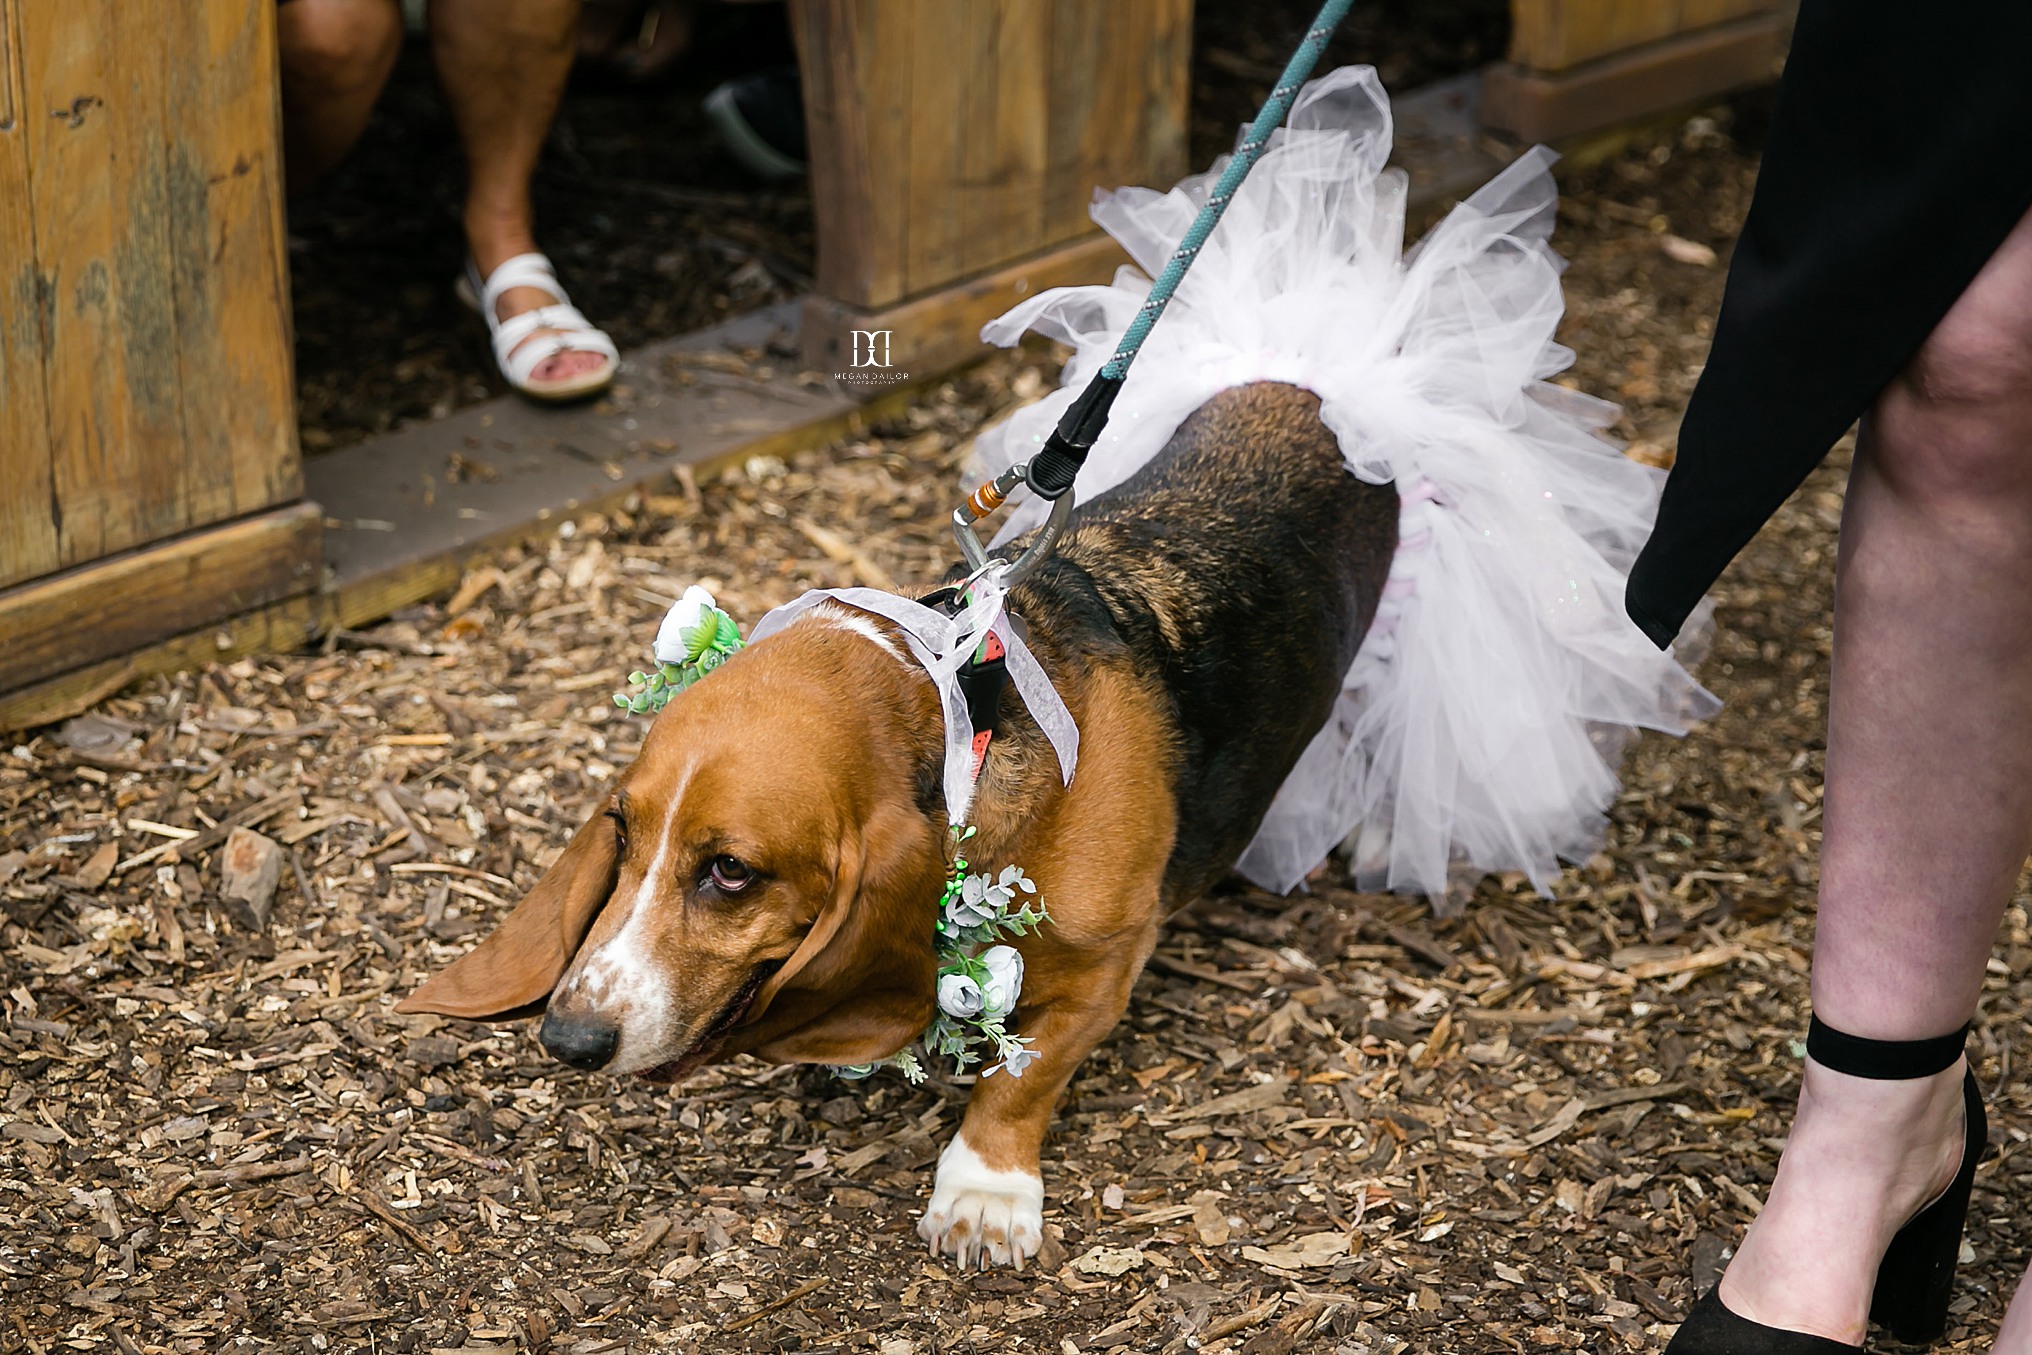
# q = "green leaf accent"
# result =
<box><xmin>715</xmin><ymin>612</ymin><xmax>744</xmax><ymax>651</ymax></box>
<box><xmin>613</xmin><ymin>605</ymin><xmax>747</xmax><ymax>717</ymax></box>
<box><xmin>681</xmin><ymin>621</ymin><xmax>713</xmax><ymax>663</ymax></box>
<box><xmin>836</xmin><ymin>824</ymin><xmax>1054</xmax><ymax>1086</ymax></box>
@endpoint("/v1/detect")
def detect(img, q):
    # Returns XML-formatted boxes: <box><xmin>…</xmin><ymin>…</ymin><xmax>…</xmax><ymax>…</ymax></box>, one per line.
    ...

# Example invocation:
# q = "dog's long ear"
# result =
<box><xmin>395</xmin><ymin>810</ymin><xmax>619</xmax><ymax>1018</ymax></box>
<box><xmin>747</xmin><ymin>798</ymin><xmax>944</xmax><ymax>1065</ymax></box>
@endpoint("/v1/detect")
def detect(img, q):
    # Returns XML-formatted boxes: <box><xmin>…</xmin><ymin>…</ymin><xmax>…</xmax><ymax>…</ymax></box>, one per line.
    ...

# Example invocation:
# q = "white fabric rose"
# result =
<box><xmin>978</xmin><ymin>945</ymin><xmax>1024</xmax><ymax>1020</ymax></box>
<box><xmin>937</xmin><ymin>972</ymin><xmax>985</xmax><ymax>1019</ymax></box>
<box><xmin>653</xmin><ymin>585</ymin><xmax>718</xmax><ymax>665</ymax></box>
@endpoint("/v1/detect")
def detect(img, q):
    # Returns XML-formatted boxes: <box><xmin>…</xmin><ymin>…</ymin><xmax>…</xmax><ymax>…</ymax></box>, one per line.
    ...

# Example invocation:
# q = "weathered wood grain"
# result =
<box><xmin>959</xmin><ymin>1</ymin><xmax>1048</xmax><ymax>281</ymax></box>
<box><xmin>21</xmin><ymin>0</ymin><xmax>190</xmax><ymax>570</ymax></box>
<box><xmin>164</xmin><ymin>0</ymin><xmax>300</xmax><ymax>526</ymax></box>
<box><xmin>0</xmin><ymin>503</ymin><xmax>322</xmax><ymax>695</ymax></box>
<box><xmin>1508</xmin><ymin>0</ymin><xmax>1778</xmax><ymax>75</ymax></box>
<box><xmin>2</xmin><ymin>0</ymin><xmax>298</xmax><ymax>592</ymax></box>
<box><xmin>902</xmin><ymin>3</ymin><xmax>967</xmax><ymax>297</ymax></box>
<box><xmin>0</xmin><ymin>0</ymin><xmax>59</xmax><ymax>588</ymax></box>
<box><xmin>795</xmin><ymin>2</ymin><xmax>913</xmax><ymax>309</ymax></box>
<box><xmin>1484</xmin><ymin>10</ymin><xmax>1790</xmax><ymax>144</ymax></box>
<box><xmin>1046</xmin><ymin>0</ymin><xmax>1192</xmax><ymax>243</ymax></box>
<box><xmin>0</xmin><ymin>0</ymin><xmax>13</xmax><ymax>132</ymax></box>
<box><xmin>791</xmin><ymin>0</ymin><xmax>1189</xmax><ymax>312</ymax></box>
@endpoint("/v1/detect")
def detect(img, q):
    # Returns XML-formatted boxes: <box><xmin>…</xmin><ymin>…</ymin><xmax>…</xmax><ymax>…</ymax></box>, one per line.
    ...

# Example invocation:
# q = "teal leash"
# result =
<box><xmin>953</xmin><ymin>0</ymin><xmax>1355</xmax><ymax>579</ymax></box>
<box><xmin>1099</xmin><ymin>0</ymin><xmax>1355</xmax><ymax>383</ymax></box>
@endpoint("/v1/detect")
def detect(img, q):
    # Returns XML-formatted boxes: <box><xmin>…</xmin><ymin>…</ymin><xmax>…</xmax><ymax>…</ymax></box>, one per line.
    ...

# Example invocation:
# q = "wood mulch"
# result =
<box><xmin>8</xmin><ymin>107</ymin><xmax>2032</xmax><ymax>1355</ymax></box>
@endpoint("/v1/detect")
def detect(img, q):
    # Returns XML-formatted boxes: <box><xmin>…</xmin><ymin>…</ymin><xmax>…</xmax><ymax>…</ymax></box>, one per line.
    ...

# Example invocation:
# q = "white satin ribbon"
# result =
<box><xmin>749</xmin><ymin>574</ymin><xmax>1079</xmax><ymax>825</ymax></box>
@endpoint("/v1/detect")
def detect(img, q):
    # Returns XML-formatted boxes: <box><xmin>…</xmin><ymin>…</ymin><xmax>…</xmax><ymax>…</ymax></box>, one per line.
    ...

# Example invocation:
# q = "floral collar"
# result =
<box><xmin>616</xmin><ymin>588</ymin><xmax>1053</xmax><ymax>1082</ymax></box>
<box><xmin>836</xmin><ymin>826</ymin><xmax>1049</xmax><ymax>1082</ymax></box>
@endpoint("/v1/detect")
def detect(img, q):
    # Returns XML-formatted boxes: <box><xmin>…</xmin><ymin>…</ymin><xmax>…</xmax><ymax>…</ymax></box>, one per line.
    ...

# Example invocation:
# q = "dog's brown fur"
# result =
<box><xmin>399</xmin><ymin>382</ymin><xmax>1399</xmax><ymax>1264</ymax></box>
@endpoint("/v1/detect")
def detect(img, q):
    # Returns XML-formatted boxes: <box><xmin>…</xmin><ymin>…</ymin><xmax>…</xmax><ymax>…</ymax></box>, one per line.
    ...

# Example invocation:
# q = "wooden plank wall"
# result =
<box><xmin>793</xmin><ymin>0</ymin><xmax>1193</xmax><ymax>312</ymax></box>
<box><xmin>0</xmin><ymin>0</ymin><xmax>57</xmax><ymax>587</ymax></box>
<box><xmin>0</xmin><ymin>0</ymin><xmax>297</xmax><ymax>592</ymax></box>
<box><xmin>1508</xmin><ymin>0</ymin><xmax>1776</xmax><ymax>73</ymax></box>
<box><xmin>1487</xmin><ymin>0</ymin><xmax>1789</xmax><ymax>143</ymax></box>
<box><xmin>0</xmin><ymin>505</ymin><xmax>322</xmax><ymax>694</ymax></box>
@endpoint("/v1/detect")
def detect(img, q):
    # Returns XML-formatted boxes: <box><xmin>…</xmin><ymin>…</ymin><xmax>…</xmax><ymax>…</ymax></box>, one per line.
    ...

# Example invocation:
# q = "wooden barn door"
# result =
<box><xmin>793</xmin><ymin>0</ymin><xmax>1194</xmax><ymax>385</ymax></box>
<box><xmin>0</xmin><ymin>0</ymin><xmax>318</xmax><ymax>712</ymax></box>
<box><xmin>1487</xmin><ymin>0</ymin><xmax>1791</xmax><ymax>142</ymax></box>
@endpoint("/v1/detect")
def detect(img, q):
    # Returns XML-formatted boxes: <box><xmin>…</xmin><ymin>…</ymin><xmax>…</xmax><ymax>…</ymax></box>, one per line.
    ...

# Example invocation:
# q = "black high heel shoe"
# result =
<box><xmin>1665</xmin><ymin>1016</ymin><xmax>1987</xmax><ymax>1353</ymax></box>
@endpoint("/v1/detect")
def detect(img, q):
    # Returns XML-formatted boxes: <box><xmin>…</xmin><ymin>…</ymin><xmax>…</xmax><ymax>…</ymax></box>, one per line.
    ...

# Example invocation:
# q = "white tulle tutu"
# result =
<box><xmin>970</xmin><ymin>66</ymin><xmax>1717</xmax><ymax>898</ymax></box>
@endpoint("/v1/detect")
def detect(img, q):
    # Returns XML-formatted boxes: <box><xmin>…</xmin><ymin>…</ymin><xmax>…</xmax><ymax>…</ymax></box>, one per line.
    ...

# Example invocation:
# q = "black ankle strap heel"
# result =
<box><xmin>1664</xmin><ymin>1017</ymin><xmax>1985</xmax><ymax>1353</ymax></box>
<box><xmin>1807</xmin><ymin>1018</ymin><xmax>1985</xmax><ymax>1347</ymax></box>
<box><xmin>1805</xmin><ymin>1016</ymin><xmax>1968</xmax><ymax>1082</ymax></box>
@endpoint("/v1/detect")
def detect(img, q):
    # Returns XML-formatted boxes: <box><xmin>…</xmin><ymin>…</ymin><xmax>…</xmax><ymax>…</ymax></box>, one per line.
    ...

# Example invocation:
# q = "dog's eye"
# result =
<box><xmin>706</xmin><ymin>855</ymin><xmax>754</xmax><ymax>893</ymax></box>
<box><xmin>605</xmin><ymin>806</ymin><xmax>628</xmax><ymax>849</ymax></box>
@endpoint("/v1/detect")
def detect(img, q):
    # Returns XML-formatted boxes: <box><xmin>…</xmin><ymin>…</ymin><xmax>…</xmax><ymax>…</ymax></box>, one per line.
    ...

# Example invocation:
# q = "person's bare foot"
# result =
<box><xmin>1716</xmin><ymin>1056</ymin><xmax>1969</xmax><ymax>1344</ymax></box>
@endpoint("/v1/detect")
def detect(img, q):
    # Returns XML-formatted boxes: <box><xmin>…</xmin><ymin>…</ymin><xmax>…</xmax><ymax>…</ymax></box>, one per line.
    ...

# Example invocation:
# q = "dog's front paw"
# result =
<box><xmin>918</xmin><ymin>1134</ymin><xmax>1044</xmax><ymax>1270</ymax></box>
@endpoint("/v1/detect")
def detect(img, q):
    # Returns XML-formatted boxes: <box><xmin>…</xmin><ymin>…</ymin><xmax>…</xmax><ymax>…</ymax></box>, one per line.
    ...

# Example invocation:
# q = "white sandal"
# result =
<box><xmin>457</xmin><ymin>252</ymin><xmax>620</xmax><ymax>403</ymax></box>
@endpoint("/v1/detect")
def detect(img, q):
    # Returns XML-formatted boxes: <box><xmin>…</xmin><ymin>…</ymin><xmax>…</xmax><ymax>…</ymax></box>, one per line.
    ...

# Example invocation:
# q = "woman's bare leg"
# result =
<box><xmin>1711</xmin><ymin>207</ymin><xmax>2032</xmax><ymax>1347</ymax></box>
<box><xmin>2002</xmin><ymin>1279</ymin><xmax>2032</xmax><ymax>1350</ymax></box>
<box><xmin>428</xmin><ymin>0</ymin><xmax>608</xmax><ymax>384</ymax></box>
<box><xmin>276</xmin><ymin>0</ymin><xmax>404</xmax><ymax>196</ymax></box>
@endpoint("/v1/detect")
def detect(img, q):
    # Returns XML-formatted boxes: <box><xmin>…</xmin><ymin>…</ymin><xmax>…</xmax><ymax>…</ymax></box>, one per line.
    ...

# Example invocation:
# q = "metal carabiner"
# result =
<box><xmin>951</xmin><ymin>460</ymin><xmax>1075</xmax><ymax>587</ymax></box>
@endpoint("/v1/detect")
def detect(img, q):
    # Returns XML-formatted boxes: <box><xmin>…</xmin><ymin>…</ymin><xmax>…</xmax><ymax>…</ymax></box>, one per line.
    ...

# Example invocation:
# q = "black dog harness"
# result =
<box><xmin>919</xmin><ymin>585</ymin><xmax>1017</xmax><ymax>775</ymax></box>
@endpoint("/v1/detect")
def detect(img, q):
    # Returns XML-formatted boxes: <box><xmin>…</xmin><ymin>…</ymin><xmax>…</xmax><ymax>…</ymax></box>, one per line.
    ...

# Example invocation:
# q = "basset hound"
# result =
<box><xmin>397</xmin><ymin>380</ymin><xmax>1399</xmax><ymax>1268</ymax></box>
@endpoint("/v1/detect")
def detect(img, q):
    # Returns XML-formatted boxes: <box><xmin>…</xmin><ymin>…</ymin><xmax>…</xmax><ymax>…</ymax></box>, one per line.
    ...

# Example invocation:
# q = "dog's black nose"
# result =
<box><xmin>540</xmin><ymin>1013</ymin><xmax>619</xmax><ymax>1070</ymax></box>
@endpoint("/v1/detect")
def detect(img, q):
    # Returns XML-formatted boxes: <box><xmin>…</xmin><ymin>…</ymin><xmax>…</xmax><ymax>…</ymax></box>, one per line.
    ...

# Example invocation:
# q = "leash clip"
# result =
<box><xmin>950</xmin><ymin>459</ymin><xmax>1075</xmax><ymax>587</ymax></box>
